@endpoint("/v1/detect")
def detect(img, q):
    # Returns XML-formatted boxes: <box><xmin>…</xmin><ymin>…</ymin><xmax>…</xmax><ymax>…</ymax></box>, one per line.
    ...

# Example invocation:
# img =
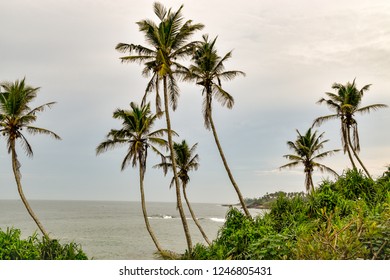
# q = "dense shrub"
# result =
<box><xmin>186</xmin><ymin>168</ymin><xmax>390</xmax><ymax>260</ymax></box>
<box><xmin>0</xmin><ymin>228</ymin><xmax>88</xmax><ymax>260</ymax></box>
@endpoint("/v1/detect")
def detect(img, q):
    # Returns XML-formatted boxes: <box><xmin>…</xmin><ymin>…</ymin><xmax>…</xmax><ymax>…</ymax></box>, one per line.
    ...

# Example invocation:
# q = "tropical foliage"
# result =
<box><xmin>280</xmin><ymin>128</ymin><xmax>340</xmax><ymax>192</ymax></box>
<box><xmin>0</xmin><ymin>228</ymin><xmax>87</xmax><ymax>260</ymax></box>
<box><xmin>0</xmin><ymin>78</ymin><xmax>61</xmax><ymax>240</ymax></box>
<box><xmin>184</xmin><ymin>168</ymin><xmax>390</xmax><ymax>260</ymax></box>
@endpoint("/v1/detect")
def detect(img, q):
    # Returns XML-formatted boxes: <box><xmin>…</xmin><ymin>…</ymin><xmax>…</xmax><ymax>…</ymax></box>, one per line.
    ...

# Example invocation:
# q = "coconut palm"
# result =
<box><xmin>155</xmin><ymin>140</ymin><xmax>211</xmax><ymax>245</ymax></box>
<box><xmin>182</xmin><ymin>35</ymin><xmax>250</xmax><ymax>217</ymax></box>
<box><xmin>0</xmin><ymin>78</ymin><xmax>61</xmax><ymax>239</ymax></box>
<box><xmin>280</xmin><ymin>128</ymin><xmax>339</xmax><ymax>193</ymax></box>
<box><xmin>115</xmin><ymin>2</ymin><xmax>204</xmax><ymax>252</ymax></box>
<box><xmin>96</xmin><ymin>102</ymin><xmax>168</xmax><ymax>254</ymax></box>
<box><xmin>313</xmin><ymin>79</ymin><xmax>388</xmax><ymax>179</ymax></box>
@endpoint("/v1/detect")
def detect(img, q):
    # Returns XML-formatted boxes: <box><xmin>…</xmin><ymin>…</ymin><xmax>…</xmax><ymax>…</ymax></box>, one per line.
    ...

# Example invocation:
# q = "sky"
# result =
<box><xmin>0</xmin><ymin>0</ymin><xmax>389</xmax><ymax>204</ymax></box>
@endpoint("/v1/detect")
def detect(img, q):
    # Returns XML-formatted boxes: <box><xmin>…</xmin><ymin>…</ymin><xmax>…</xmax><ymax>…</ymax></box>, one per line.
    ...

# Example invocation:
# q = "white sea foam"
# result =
<box><xmin>209</xmin><ymin>217</ymin><xmax>225</xmax><ymax>223</ymax></box>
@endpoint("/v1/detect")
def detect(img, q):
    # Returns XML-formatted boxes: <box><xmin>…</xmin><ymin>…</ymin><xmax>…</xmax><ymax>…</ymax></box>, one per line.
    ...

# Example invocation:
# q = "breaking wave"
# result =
<box><xmin>148</xmin><ymin>214</ymin><xmax>225</xmax><ymax>223</ymax></box>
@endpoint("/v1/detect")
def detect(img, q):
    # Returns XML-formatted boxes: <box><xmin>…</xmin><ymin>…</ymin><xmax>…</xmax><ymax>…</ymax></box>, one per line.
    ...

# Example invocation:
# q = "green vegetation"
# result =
<box><xmin>0</xmin><ymin>228</ymin><xmax>88</xmax><ymax>260</ymax></box>
<box><xmin>245</xmin><ymin>191</ymin><xmax>306</xmax><ymax>209</ymax></box>
<box><xmin>183</xmin><ymin>168</ymin><xmax>390</xmax><ymax>259</ymax></box>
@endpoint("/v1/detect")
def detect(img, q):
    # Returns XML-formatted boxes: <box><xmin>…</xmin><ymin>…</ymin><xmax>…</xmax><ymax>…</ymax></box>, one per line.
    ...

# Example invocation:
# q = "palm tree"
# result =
<box><xmin>96</xmin><ymin>102</ymin><xmax>167</xmax><ymax>254</ymax></box>
<box><xmin>280</xmin><ymin>128</ymin><xmax>339</xmax><ymax>193</ymax></box>
<box><xmin>313</xmin><ymin>79</ymin><xmax>388</xmax><ymax>179</ymax></box>
<box><xmin>0</xmin><ymin>78</ymin><xmax>61</xmax><ymax>239</ymax></box>
<box><xmin>115</xmin><ymin>2</ymin><xmax>204</xmax><ymax>252</ymax></box>
<box><xmin>155</xmin><ymin>140</ymin><xmax>211</xmax><ymax>245</ymax></box>
<box><xmin>182</xmin><ymin>35</ymin><xmax>250</xmax><ymax>217</ymax></box>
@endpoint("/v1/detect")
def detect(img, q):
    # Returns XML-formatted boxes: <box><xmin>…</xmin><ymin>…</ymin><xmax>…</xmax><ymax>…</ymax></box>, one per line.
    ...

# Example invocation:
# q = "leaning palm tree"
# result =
<box><xmin>0</xmin><ymin>78</ymin><xmax>61</xmax><ymax>239</ymax></box>
<box><xmin>182</xmin><ymin>35</ymin><xmax>250</xmax><ymax>217</ymax></box>
<box><xmin>155</xmin><ymin>140</ymin><xmax>211</xmax><ymax>245</ymax></box>
<box><xmin>313</xmin><ymin>79</ymin><xmax>388</xmax><ymax>179</ymax></box>
<box><xmin>280</xmin><ymin>128</ymin><xmax>339</xmax><ymax>193</ymax></box>
<box><xmin>115</xmin><ymin>2</ymin><xmax>204</xmax><ymax>252</ymax></box>
<box><xmin>96</xmin><ymin>102</ymin><xmax>167</xmax><ymax>254</ymax></box>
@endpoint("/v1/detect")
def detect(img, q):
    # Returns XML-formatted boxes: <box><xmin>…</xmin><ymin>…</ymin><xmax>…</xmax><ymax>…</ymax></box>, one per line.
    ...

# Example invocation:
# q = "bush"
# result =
<box><xmin>0</xmin><ymin>228</ymin><xmax>88</xmax><ymax>260</ymax></box>
<box><xmin>186</xmin><ymin>168</ymin><xmax>390</xmax><ymax>260</ymax></box>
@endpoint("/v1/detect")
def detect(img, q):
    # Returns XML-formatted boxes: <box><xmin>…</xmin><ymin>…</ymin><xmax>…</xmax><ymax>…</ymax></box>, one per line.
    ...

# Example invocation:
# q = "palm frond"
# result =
<box><xmin>355</xmin><ymin>103</ymin><xmax>388</xmax><ymax>114</ymax></box>
<box><xmin>26</xmin><ymin>126</ymin><xmax>61</xmax><ymax>140</ymax></box>
<box><xmin>213</xmin><ymin>85</ymin><xmax>234</xmax><ymax>109</ymax></box>
<box><xmin>312</xmin><ymin>114</ymin><xmax>339</xmax><ymax>127</ymax></box>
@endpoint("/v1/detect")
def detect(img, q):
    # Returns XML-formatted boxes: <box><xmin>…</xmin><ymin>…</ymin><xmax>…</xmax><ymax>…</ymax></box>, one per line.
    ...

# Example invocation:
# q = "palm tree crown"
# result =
<box><xmin>312</xmin><ymin>79</ymin><xmax>387</xmax><ymax>177</ymax></box>
<box><xmin>184</xmin><ymin>34</ymin><xmax>245</xmax><ymax>129</ymax></box>
<box><xmin>0</xmin><ymin>78</ymin><xmax>61</xmax><ymax>155</ymax></box>
<box><xmin>96</xmin><ymin>102</ymin><xmax>167</xmax><ymax>174</ymax></box>
<box><xmin>116</xmin><ymin>2</ymin><xmax>204</xmax><ymax>112</ymax></box>
<box><xmin>155</xmin><ymin>140</ymin><xmax>199</xmax><ymax>188</ymax></box>
<box><xmin>280</xmin><ymin>128</ymin><xmax>339</xmax><ymax>192</ymax></box>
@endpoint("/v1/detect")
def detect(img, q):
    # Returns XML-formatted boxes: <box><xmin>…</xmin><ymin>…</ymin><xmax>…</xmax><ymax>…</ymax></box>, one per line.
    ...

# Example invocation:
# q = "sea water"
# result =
<box><xmin>0</xmin><ymin>200</ymin><xmax>256</xmax><ymax>259</ymax></box>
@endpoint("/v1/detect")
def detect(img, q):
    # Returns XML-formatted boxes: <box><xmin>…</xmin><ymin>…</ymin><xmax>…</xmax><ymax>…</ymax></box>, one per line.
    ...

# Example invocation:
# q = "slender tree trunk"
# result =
<box><xmin>347</xmin><ymin>129</ymin><xmax>372</xmax><ymax>179</ymax></box>
<box><xmin>138</xmin><ymin>159</ymin><xmax>163</xmax><ymax>253</ymax></box>
<box><xmin>208</xmin><ymin>113</ymin><xmax>252</xmax><ymax>219</ymax></box>
<box><xmin>163</xmin><ymin>77</ymin><xmax>193</xmax><ymax>253</ymax></box>
<box><xmin>11</xmin><ymin>141</ymin><xmax>50</xmax><ymax>239</ymax></box>
<box><xmin>182</xmin><ymin>183</ymin><xmax>211</xmax><ymax>245</ymax></box>
<box><xmin>344</xmin><ymin>125</ymin><xmax>357</xmax><ymax>170</ymax></box>
<box><xmin>306</xmin><ymin>170</ymin><xmax>314</xmax><ymax>193</ymax></box>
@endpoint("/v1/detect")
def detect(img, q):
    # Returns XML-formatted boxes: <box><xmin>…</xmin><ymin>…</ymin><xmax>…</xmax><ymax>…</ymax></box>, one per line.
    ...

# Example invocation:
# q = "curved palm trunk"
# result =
<box><xmin>163</xmin><ymin>77</ymin><xmax>193</xmax><ymax>253</ymax></box>
<box><xmin>346</xmin><ymin>129</ymin><xmax>372</xmax><ymax>179</ymax></box>
<box><xmin>343</xmin><ymin>126</ymin><xmax>357</xmax><ymax>170</ymax></box>
<box><xmin>10</xmin><ymin>141</ymin><xmax>50</xmax><ymax>239</ymax></box>
<box><xmin>208</xmin><ymin>113</ymin><xmax>252</xmax><ymax>219</ymax></box>
<box><xmin>138</xmin><ymin>159</ymin><xmax>163</xmax><ymax>253</ymax></box>
<box><xmin>305</xmin><ymin>170</ymin><xmax>315</xmax><ymax>193</ymax></box>
<box><xmin>182</xmin><ymin>183</ymin><xmax>211</xmax><ymax>245</ymax></box>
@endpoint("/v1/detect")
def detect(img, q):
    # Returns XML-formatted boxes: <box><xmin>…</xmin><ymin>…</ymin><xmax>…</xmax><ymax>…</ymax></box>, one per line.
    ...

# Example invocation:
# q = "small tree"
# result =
<box><xmin>280</xmin><ymin>128</ymin><xmax>339</xmax><ymax>192</ymax></box>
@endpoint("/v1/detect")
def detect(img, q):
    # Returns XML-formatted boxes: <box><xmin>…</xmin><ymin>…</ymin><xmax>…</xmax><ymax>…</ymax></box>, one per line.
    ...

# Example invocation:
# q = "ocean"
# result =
<box><xmin>0</xmin><ymin>200</ymin><xmax>262</xmax><ymax>259</ymax></box>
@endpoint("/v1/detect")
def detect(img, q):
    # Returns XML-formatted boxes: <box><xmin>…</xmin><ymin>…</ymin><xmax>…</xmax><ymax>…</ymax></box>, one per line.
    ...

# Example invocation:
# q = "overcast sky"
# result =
<box><xmin>0</xmin><ymin>0</ymin><xmax>389</xmax><ymax>204</ymax></box>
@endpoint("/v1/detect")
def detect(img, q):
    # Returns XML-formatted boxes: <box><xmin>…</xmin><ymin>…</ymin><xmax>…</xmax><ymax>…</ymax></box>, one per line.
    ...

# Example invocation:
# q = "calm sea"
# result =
<box><xmin>0</xmin><ymin>200</ymin><xmax>262</xmax><ymax>259</ymax></box>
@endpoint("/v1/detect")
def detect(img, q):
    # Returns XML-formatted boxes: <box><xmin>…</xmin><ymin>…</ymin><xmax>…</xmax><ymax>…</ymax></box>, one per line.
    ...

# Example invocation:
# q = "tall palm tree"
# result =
<box><xmin>0</xmin><ymin>78</ymin><xmax>61</xmax><ymax>239</ymax></box>
<box><xmin>280</xmin><ymin>128</ymin><xmax>339</xmax><ymax>193</ymax></box>
<box><xmin>313</xmin><ymin>79</ymin><xmax>388</xmax><ymax>179</ymax></box>
<box><xmin>96</xmin><ymin>102</ymin><xmax>167</xmax><ymax>254</ymax></box>
<box><xmin>182</xmin><ymin>35</ymin><xmax>250</xmax><ymax>217</ymax></box>
<box><xmin>115</xmin><ymin>2</ymin><xmax>204</xmax><ymax>252</ymax></box>
<box><xmin>155</xmin><ymin>140</ymin><xmax>211</xmax><ymax>245</ymax></box>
